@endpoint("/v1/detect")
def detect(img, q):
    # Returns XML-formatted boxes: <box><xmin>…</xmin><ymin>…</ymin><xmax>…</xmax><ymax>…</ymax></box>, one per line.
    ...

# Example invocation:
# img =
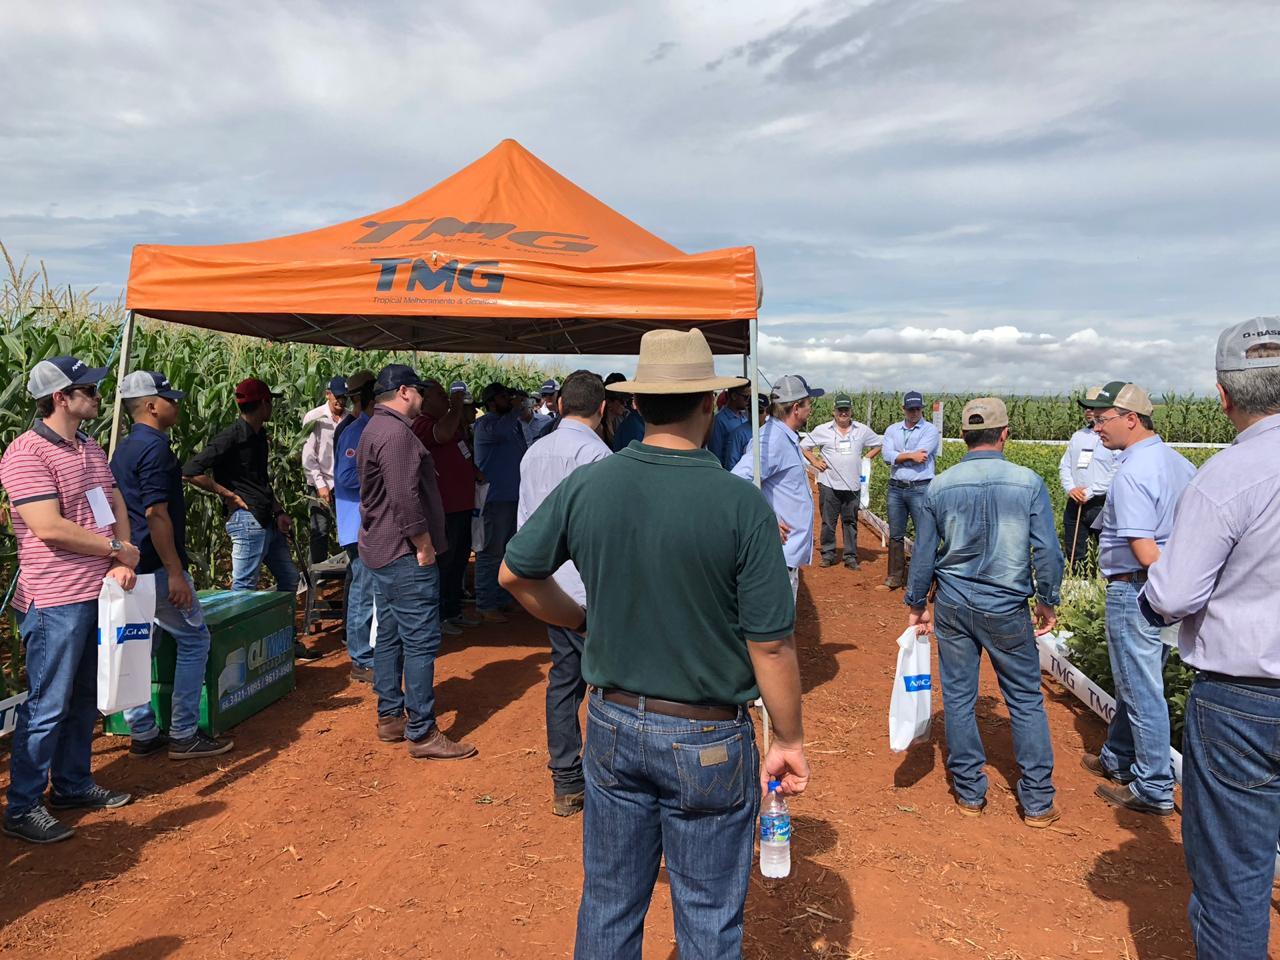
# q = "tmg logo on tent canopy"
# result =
<box><xmin>353</xmin><ymin>217</ymin><xmax>597</xmax><ymax>253</ymax></box>
<box><xmin>370</xmin><ymin>257</ymin><xmax>506</xmax><ymax>294</ymax></box>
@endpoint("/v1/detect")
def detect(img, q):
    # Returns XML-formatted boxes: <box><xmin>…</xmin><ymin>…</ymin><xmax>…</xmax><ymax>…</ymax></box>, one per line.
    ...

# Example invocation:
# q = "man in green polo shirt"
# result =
<box><xmin>500</xmin><ymin>328</ymin><xmax>810</xmax><ymax>960</ymax></box>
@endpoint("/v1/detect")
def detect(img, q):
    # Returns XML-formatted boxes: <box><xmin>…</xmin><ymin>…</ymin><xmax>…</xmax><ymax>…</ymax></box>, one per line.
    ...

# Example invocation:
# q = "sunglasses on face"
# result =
<box><xmin>66</xmin><ymin>384</ymin><xmax>100</xmax><ymax>398</ymax></box>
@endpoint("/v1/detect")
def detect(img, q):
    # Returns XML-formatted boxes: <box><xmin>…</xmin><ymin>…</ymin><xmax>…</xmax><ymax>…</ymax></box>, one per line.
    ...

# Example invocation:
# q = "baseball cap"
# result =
<box><xmin>481</xmin><ymin>382</ymin><xmax>509</xmax><ymax>405</ymax></box>
<box><xmin>346</xmin><ymin>370</ymin><xmax>375</xmax><ymax>392</ymax></box>
<box><xmin>540</xmin><ymin>378</ymin><xmax>561</xmax><ymax>396</ymax></box>
<box><xmin>1076</xmin><ymin>385</ymin><xmax>1104</xmax><ymax>408</ymax></box>
<box><xmin>27</xmin><ymin>355</ymin><xmax>109</xmax><ymax>399</ymax></box>
<box><xmin>902</xmin><ymin>390</ymin><xmax>924</xmax><ymax>409</ymax></box>
<box><xmin>448</xmin><ymin>380</ymin><xmax>468</xmax><ymax>394</ymax></box>
<box><xmin>1081</xmin><ymin>380</ymin><xmax>1154</xmax><ymax>416</ymax></box>
<box><xmin>756</xmin><ymin>392</ymin><xmax>770</xmax><ymax>411</ymax></box>
<box><xmin>234</xmin><ymin>378</ymin><xmax>284</xmax><ymax>405</ymax></box>
<box><xmin>327</xmin><ymin>376</ymin><xmax>348</xmax><ymax>397</ymax></box>
<box><xmin>372</xmin><ymin>364</ymin><xmax>427</xmax><ymax>396</ymax></box>
<box><xmin>1216</xmin><ymin>316</ymin><xmax>1280</xmax><ymax>372</ymax></box>
<box><xmin>833</xmin><ymin>394</ymin><xmax>852</xmax><ymax>409</ymax></box>
<box><xmin>119</xmin><ymin>370</ymin><xmax>185</xmax><ymax>401</ymax></box>
<box><xmin>772</xmin><ymin>374</ymin><xmax>825</xmax><ymax>404</ymax></box>
<box><xmin>961</xmin><ymin>397</ymin><xmax>1009</xmax><ymax>429</ymax></box>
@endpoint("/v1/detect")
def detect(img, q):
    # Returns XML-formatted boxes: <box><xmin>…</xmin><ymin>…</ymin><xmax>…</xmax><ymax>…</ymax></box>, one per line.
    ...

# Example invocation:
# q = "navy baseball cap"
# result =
<box><xmin>540</xmin><ymin>378</ymin><xmax>560</xmax><ymax>396</ymax></box>
<box><xmin>327</xmin><ymin>376</ymin><xmax>348</xmax><ymax>397</ymax></box>
<box><xmin>27</xmin><ymin>355</ymin><xmax>109</xmax><ymax>399</ymax></box>
<box><xmin>119</xmin><ymin>370</ymin><xmax>185</xmax><ymax>401</ymax></box>
<box><xmin>449</xmin><ymin>380</ymin><xmax>468</xmax><ymax>394</ymax></box>
<box><xmin>902</xmin><ymin>391</ymin><xmax>924</xmax><ymax>409</ymax></box>
<box><xmin>373</xmin><ymin>364</ymin><xmax>427</xmax><ymax>395</ymax></box>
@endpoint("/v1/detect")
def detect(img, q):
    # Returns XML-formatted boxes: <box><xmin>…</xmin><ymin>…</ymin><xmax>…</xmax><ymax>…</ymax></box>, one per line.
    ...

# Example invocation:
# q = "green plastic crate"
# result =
<box><xmin>105</xmin><ymin>589</ymin><xmax>295</xmax><ymax>736</ymax></box>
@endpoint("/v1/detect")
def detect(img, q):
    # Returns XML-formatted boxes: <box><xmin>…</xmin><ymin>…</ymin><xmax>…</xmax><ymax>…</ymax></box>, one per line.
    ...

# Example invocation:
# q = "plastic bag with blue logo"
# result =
<box><xmin>96</xmin><ymin>573</ymin><xmax>156</xmax><ymax>714</ymax></box>
<box><xmin>889</xmin><ymin>625</ymin><xmax>932</xmax><ymax>752</ymax></box>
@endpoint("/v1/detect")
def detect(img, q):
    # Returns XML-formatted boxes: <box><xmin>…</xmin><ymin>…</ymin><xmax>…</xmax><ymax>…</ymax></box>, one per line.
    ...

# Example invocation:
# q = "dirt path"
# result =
<box><xmin>0</xmin><ymin>525</ymin><xmax>1263</xmax><ymax>959</ymax></box>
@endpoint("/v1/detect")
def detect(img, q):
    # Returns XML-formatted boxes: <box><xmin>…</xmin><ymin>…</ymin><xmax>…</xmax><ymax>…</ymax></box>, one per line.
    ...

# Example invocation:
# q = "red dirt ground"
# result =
<box><xmin>0</xmin><ymin>522</ymin><xmax>1271</xmax><ymax>959</ymax></box>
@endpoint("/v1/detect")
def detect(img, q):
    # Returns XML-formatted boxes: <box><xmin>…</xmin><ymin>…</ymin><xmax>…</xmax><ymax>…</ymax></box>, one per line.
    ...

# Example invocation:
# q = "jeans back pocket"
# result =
<box><xmin>672</xmin><ymin>731</ymin><xmax>747</xmax><ymax>813</ymax></box>
<box><xmin>585</xmin><ymin>710</ymin><xmax>621</xmax><ymax>789</ymax></box>
<box><xmin>1196</xmin><ymin>697</ymin><xmax>1280</xmax><ymax>791</ymax></box>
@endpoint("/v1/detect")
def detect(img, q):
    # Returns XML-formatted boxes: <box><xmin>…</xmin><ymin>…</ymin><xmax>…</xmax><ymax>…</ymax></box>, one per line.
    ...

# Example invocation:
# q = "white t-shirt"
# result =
<box><xmin>801</xmin><ymin>420</ymin><xmax>882</xmax><ymax>491</ymax></box>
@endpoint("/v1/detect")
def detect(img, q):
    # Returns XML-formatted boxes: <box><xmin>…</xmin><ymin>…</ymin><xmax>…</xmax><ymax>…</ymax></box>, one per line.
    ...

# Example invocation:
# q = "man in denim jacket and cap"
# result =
<box><xmin>905</xmin><ymin>397</ymin><xmax>1064</xmax><ymax>827</ymax></box>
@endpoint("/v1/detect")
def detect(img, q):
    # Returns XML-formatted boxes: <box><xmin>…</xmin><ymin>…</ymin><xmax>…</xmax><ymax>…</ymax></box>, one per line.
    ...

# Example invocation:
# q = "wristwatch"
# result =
<box><xmin>108</xmin><ymin>538</ymin><xmax>123</xmax><ymax>558</ymax></box>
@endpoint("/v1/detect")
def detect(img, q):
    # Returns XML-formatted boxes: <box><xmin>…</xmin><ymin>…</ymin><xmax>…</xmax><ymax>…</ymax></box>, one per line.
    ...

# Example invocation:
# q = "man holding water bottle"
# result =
<box><xmin>801</xmin><ymin>394</ymin><xmax>882</xmax><ymax>570</ymax></box>
<box><xmin>499</xmin><ymin>328</ymin><xmax>810</xmax><ymax>960</ymax></box>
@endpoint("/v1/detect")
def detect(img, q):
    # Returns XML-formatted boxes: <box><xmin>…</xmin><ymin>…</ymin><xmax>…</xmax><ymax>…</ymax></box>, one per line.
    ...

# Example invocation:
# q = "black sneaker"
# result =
<box><xmin>169</xmin><ymin>731</ymin><xmax>235</xmax><ymax>760</ymax></box>
<box><xmin>294</xmin><ymin>641</ymin><xmax>323</xmax><ymax>661</ymax></box>
<box><xmin>2</xmin><ymin>806</ymin><xmax>74</xmax><ymax>844</ymax></box>
<box><xmin>48</xmin><ymin>785</ymin><xmax>132</xmax><ymax>810</ymax></box>
<box><xmin>130</xmin><ymin>733</ymin><xmax>170</xmax><ymax>757</ymax></box>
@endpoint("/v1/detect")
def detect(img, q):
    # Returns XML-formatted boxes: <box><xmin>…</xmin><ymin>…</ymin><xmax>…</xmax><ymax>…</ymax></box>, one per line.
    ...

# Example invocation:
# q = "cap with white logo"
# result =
<box><xmin>1215</xmin><ymin>316</ymin><xmax>1280</xmax><ymax>372</ymax></box>
<box><xmin>119</xmin><ymin>370</ymin><xmax>185</xmax><ymax>400</ymax></box>
<box><xmin>27</xmin><ymin>355</ymin><xmax>109</xmax><ymax>399</ymax></box>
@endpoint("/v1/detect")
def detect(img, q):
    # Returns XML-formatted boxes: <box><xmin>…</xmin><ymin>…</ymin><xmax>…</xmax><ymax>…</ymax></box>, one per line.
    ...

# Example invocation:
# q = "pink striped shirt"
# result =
<box><xmin>0</xmin><ymin>422</ymin><xmax>116</xmax><ymax>612</ymax></box>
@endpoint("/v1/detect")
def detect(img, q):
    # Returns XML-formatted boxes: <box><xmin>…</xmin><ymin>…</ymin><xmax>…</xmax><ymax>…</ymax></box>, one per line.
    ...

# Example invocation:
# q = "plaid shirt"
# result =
<box><xmin>355</xmin><ymin>406</ymin><xmax>447</xmax><ymax>569</ymax></box>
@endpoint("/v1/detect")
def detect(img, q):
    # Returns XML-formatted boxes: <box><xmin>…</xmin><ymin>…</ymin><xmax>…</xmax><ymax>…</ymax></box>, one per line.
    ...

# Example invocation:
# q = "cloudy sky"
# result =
<box><xmin>3</xmin><ymin>0</ymin><xmax>1278</xmax><ymax>394</ymax></box>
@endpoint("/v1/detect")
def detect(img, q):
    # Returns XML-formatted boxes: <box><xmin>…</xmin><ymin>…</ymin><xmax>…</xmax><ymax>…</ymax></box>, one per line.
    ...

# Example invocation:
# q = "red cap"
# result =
<box><xmin>234</xmin><ymin>378</ymin><xmax>281</xmax><ymax>404</ymax></box>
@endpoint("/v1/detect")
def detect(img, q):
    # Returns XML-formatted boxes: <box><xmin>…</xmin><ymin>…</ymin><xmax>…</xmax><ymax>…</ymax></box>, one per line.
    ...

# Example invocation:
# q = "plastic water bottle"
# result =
<box><xmin>759</xmin><ymin>780</ymin><xmax>791</xmax><ymax>878</ymax></box>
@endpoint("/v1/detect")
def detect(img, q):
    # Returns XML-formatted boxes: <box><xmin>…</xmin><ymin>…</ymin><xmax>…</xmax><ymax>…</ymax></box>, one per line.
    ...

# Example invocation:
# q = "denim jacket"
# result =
<box><xmin>905</xmin><ymin>451</ymin><xmax>1063</xmax><ymax>615</ymax></box>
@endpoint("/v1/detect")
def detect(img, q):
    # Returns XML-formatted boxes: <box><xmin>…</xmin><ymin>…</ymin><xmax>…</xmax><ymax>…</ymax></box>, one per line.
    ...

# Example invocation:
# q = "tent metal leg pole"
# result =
<box><xmin>107</xmin><ymin>310</ymin><xmax>137</xmax><ymax>459</ymax></box>
<box><xmin>748</xmin><ymin>315</ymin><xmax>771</xmax><ymax>751</ymax></box>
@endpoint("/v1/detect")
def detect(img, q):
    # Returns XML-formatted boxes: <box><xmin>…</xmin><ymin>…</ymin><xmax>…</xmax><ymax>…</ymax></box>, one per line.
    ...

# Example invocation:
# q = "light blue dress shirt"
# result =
<box><xmin>880</xmin><ymin>419</ymin><xmax>941</xmax><ymax>481</ymax></box>
<box><xmin>333</xmin><ymin>412</ymin><xmax>370</xmax><ymax>548</ymax></box>
<box><xmin>1057</xmin><ymin>426</ymin><xmax>1118</xmax><ymax>496</ymax></box>
<box><xmin>1096</xmin><ymin>435</ymin><xmax>1196</xmax><ymax>576</ymax></box>
<box><xmin>517</xmin><ymin>418</ymin><xmax>612</xmax><ymax>606</ymax></box>
<box><xmin>731</xmin><ymin>418</ymin><xmax>813</xmax><ymax>568</ymax></box>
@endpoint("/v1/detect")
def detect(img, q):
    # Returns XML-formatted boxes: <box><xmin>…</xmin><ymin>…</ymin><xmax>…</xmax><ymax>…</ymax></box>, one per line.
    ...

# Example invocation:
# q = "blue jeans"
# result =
<box><xmin>887</xmin><ymin>481</ymin><xmax>929</xmax><ymax>542</ymax></box>
<box><xmin>6</xmin><ymin>600</ymin><xmax>99</xmax><ymax>818</ymax></box>
<box><xmin>124</xmin><ymin>569</ymin><xmax>211</xmax><ymax>741</ymax></box>
<box><xmin>226</xmin><ymin>509</ymin><xmax>299</xmax><ymax>593</ymax></box>
<box><xmin>934</xmin><ymin>600</ymin><xmax>1056</xmax><ymax>815</ymax></box>
<box><xmin>344</xmin><ymin>546</ymin><xmax>374</xmax><ymax>670</ymax></box>
<box><xmin>546</xmin><ymin>626</ymin><xmax>587</xmax><ymax>794</ymax></box>
<box><xmin>1100</xmin><ymin>580</ymin><xmax>1174</xmax><ymax>808</ymax></box>
<box><xmin>368</xmin><ymin>554</ymin><xmax>442</xmax><ymax>741</ymax></box>
<box><xmin>475</xmin><ymin>499</ymin><xmax>517</xmax><ymax>612</ymax></box>
<box><xmin>576</xmin><ymin>693</ymin><xmax>759</xmax><ymax>960</ymax></box>
<box><xmin>1181</xmin><ymin>676</ymin><xmax>1280</xmax><ymax>960</ymax></box>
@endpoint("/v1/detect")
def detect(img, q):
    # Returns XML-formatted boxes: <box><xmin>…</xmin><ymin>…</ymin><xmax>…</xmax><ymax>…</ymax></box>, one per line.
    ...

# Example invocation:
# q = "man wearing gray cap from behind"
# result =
<box><xmin>904</xmin><ymin>398</ymin><xmax>1064</xmax><ymax>827</ymax></box>
<box><xmin>1080</xmin><ymin>380</ymin><xmax>1195</xmax><ymax>817</ymax></box>
<box><xmin>1140</xmin><ymin>317</ymin><xmax>1280</xmax><ymax>960</ymax></box>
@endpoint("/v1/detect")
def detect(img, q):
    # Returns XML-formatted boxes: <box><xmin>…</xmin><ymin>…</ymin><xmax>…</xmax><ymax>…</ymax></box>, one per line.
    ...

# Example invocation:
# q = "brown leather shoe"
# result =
<box><xmin>1095</xmin><ymin>783</ymin><xmax>1173</xmax><ymax>816</ymax></box>
<box><xmin>407</xmin><ymin>725</ymin><xmax>477</xmax><ymax>760</ymax></box>
<box><xmin>956</xmin><ymin>797</ymin><xmax>986</xmax><ymax>817</ymax></box>
<box><xmin>377</xmin><ymin>714</ymin><xmax>407</xmax><ymax>743</ymax></box>
<box><xmin>1080</xmin><ymin>752</ymin><xmax>1134</xmax><ymax>785</ymax></box>
<box><xmin>350</xmin><ymin>665</ymin><xmax>373</xmax><ymax>684</ymax></box>
<box><xmin>479</xmin><ymin>610</ymin><xmax>509</xmax><ymax>624</ymax></box>
<box><xmin>1023</xmin><ymin>804</ymin><xmax>1063</xmax><ymax>828</ymax></box>
<box><xmin>553</xmin><ymin>791</ymin><xmax>585</xmax><ymax>817</ymax></box>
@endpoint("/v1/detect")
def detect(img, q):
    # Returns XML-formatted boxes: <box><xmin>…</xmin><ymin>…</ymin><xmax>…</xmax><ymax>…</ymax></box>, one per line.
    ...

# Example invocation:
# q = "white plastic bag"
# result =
<box><xmin>97</xmin><ymin>574</ymin><xmax>156</xmax><ymax>714</ymax></box>
<box><xmin>859</xmin><ymin>457</ymin><xmax>872</xmax><ymax>510</ymax></box>
<box><xmin>472</xmin><ymin>481</ymin><xmax>490</xmax><ymax>552</ymax></box>
<box><xmin>889</xmin><ymin>625</ymin><xmax>932</xmax><ymax>751</ymax></box>
<box><xmin>369</xmin><ymin>601</ymin><xmax>378</xmax><ymax>650</ymax></box>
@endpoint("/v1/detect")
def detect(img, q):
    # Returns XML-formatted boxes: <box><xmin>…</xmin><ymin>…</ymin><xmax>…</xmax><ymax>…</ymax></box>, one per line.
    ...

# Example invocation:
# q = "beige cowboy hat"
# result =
<box><xmin>607</xmin><ymin>328</ymin><xmax>749</xmax><ymax>395</ymax></box>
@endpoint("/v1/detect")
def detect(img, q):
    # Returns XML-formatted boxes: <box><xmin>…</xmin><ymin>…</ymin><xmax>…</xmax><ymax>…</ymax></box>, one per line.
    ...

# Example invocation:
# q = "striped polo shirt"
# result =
<box><xmin>0</xmin><ymin>420</ymin><xmax>116</xmax><ymax>612</ymax></box>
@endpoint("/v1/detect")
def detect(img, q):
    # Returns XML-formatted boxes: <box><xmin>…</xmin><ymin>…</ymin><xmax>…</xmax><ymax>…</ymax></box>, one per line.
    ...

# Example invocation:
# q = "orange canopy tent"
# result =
<box><xmin>125</xmin><ymin>139</ymin><xmax>759</xmax><ymax>356</ymax></box>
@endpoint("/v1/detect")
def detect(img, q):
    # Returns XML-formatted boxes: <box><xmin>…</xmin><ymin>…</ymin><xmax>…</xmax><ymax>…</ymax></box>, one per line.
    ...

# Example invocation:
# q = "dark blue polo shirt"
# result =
<box><xmin>110</xmin><ymin>422</ymin><xmax>188</xmax><ymax>574</ymax></box>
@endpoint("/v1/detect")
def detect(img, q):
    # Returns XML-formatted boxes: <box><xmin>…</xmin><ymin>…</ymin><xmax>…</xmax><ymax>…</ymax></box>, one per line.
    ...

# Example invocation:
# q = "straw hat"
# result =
<box><xmin>607</xmin><ymin>329</ymin><xmax>748</xmax><ymax>395</ymax></box>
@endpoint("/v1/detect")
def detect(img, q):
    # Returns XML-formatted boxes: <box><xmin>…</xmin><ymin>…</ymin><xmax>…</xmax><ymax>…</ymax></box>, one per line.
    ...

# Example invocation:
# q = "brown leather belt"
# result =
<box><xmin>600</xmin><ymin>688</ymin><xmax>737</xmax><ymax>721</ymax></box>
<box><xmin>1107</xmin><ymin>571</ymin><xmax>1148</xmax><ymax>584</ymax></box>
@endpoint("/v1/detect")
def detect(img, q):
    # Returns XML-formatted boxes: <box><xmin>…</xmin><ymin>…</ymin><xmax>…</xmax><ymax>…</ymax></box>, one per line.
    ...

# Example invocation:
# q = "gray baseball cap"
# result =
<box><xmin>771</xmin><ymin>374</ymin><xmax>824</xmax><ymax>404</ymax></box>
<box><xmin>1216</xmin><ymin>316</ymin><xmax>1280</xmax><ymax>372</ymax></box>
<box><xmin>119</xmin><ymin>370</ymin><xmax>184</xmax><ymax>400</ymax></box>
<box><xmin>27</xmin><ymin>355</ymin><xmax>109</xmax><ymax>399</ymax></box>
